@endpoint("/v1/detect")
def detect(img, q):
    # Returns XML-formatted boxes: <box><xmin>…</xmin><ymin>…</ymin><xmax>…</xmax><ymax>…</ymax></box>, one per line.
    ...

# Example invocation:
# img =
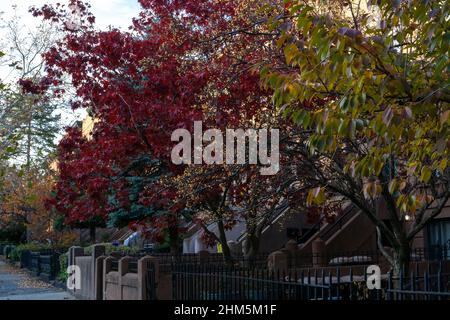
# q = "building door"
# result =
<box><xmin>427</xmin><ymin>219</ymin><xmax>450</xmax><ymax>260</ymax></box>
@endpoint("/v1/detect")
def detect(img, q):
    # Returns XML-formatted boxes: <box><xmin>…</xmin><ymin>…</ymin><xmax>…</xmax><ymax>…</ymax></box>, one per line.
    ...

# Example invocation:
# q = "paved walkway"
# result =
<box><xmin>0</xmin><ymin>258</ymin><xmax>75</xmax><ymax>300</ymax></box>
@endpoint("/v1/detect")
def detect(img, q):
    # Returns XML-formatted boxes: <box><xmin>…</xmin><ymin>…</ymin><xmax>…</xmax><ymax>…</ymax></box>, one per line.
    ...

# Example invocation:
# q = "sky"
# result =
<box><xmin>0</xmin><ymin>0</ymin><xmax>142</xmax><ymax>30</ymax></box>
<box><xmin>0</xmin><ymin>0</ymin><xmax>142</xmax><ymax>133</ymax></box>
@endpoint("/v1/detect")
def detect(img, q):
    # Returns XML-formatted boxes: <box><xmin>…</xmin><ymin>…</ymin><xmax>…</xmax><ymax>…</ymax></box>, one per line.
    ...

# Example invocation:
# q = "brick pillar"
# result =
<box><xmin>91</xmin><ymin>245</ymin><xmax>105</xmax><ymax>262</ymax></box>
<box><xmin>102</xmin><ymin>256</ymin><xmax>114</xmax><ymax>300</ymax></box>
<box><xmin>138</xmin><ymin>256</ymin><xmax>159</xmax><ymax>300</ymax></box>
<box><xmin>312</xmin><ymin>238</ymin><xmax>326</xmax><ymax>267</ymax></box>
<box><xmin>118</xmin><ymin>256</ymin><xmax>133</xmax><ymax>299</ymax></box>
<box><xmin>285</xmin><ymin>239</ymin><xmax>298</xmax><ymax>252</ymax></box>
<box><xmin>285</xmin><ymin>239</ymin><xmax>299</xmax><ymax>268</ymax></box>
<box><xmin>158</xmin><ymin>271</ymin><xmax>173</xmax><ymax>300</ymax></box>
<box><xmin>268</xmin><ymin>251</ymin><xmax>288</xmax><ymax>274</ymax></box>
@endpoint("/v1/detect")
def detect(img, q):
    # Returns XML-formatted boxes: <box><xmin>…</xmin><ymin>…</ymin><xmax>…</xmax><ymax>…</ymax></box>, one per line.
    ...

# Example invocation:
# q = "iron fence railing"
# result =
<box><xmin>110</xmin><ymin>259</ymin><xmax>119</xmax><ymax>272</ymax></box>
<box><xmin>146</xmin><ymin>260</ymin><xmax>157</xmax><ymax>300</ymax></box>
<box><xmin>171</xmin><ymin>264</ymin><xmax>332</xmax><ymax>300</ymax></box>
<box><xmin>386</xmin><ymin>270</ymin><xmax>450</xmax><ymax>300</ymax></box>
<box><xmin>17</xmin><ymin>249</ymin><xmax>62</xmax><ymax>280</ymax></box>
<box><xmin>128</xmin><ymin>260</ymin><xmax>138</xmax><ymax>273</ymax></box>
<box><xmin>165</xmin><ymin>261</ymin><xmax>450</xmax><ymax>301</ymax></box>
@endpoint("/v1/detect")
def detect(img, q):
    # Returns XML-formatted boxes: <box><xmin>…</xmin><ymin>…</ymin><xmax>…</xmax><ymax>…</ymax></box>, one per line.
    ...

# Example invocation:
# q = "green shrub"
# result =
<box><xmin>10</xmin><ymin>243</ymin><xmax>51</xmax><ymax>262</ymax></box>
<box><xmin>57</xmin><ymin>252</ymin><xmax>69</xmax><ymax>283</ymax></box>
<box><xmin>83</xmin><ymin>243</ymin><xmax>139</xmax><ymax>256</ymax></box>
<box><xmin>10</xmin><ymin>247</ymin><xmax>21</xmax><ymax>261</ymax></box>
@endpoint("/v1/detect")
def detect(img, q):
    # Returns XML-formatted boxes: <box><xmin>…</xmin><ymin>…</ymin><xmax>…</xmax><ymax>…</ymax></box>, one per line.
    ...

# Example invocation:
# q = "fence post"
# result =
<box><xmin>20</xmin><ymin>250</ymin><xmax>31</xmax><ymax>269</ymax></box>
<box><xmin>336</xmin><ymin>267</ymin><xmax>341</xmax><ymax>300</ymax></box>
<box><xmin>400</xmin><ymin>268</ymin><xmax>404</xmax><ymax>301</ymax></box>
<box><xmin>94</xmin><ymin>256</ymin><xmax>106</xmax><ymax>300</ymax></box>
<box><xmin>437</xmin><ymin>263</ymin><xmax>442</xmax><ymax>300</ymax></box>
<box><xmin>268</xmin><ymin>251</ymin><xmax>288</xmax><ymax>275</ymax></box>
<box><xmin>37</xmin><ymin>252</ymin><xmax>41</xmax><ymax>276</ymax></box>
<box><xmin>285</xmin><ymin>240</ymin><xmax>299</xmax><ymax>268</ymax></box>
<box><xmin>328</xmin><ymin>271</ymin><xmax>332</xmax><ymax>300</ymax></box>
<box><xmin>102</xmin><ymin>256</ymin><xmax>114</xmax><ymax>300</ymax></box>
<box><xmin>387</xmin><ymin>271</ymin><xmax>392</xmax><ymax>301</ymax></box>
<box><xmin>349</xmin><ymin>267</ymin><xmax>353</xmax><ymax>300</ymax></box>
<box><xmin>68</xmin><ymin>246</ymin><xmax>83</xmax><ymax>269</ymax></box>
<box><xmin>50</xmin><ymin>252</ymin><xmax>56</xmax><ymax>280</ymax></box>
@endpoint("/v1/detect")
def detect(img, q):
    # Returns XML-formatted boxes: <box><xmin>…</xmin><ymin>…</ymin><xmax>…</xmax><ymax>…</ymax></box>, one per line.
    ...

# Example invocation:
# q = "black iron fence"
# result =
<box><xmin>168</xmin><ymin>262</ymin><xmax>450</xmax><ymax>301</ymax></box>
<box><xmin>110</xmin><ymin>259</ymin><xmax>119</xmax><ymax>272</ymax></box>
<box><xmin>18</xmin><ymin>249</ymin><xmax>62</xmax><ymax>281</ymax></box>
<box><xmin>137</xmin><ymin>253</ymin><xmax>268</xmax><ymax>273</ymax></box>
<box><xmin>386</xmin><ymin>270</ymin><xmax>450</xmax><ymax>300</ymax></box>
<box><xmin>172</xmin><ymin>264</ymin><xmax>333</xmax><ymax>300</ymax></box>
<box><xmin>138</xmin><ymin>252</ymin><xmax>268</xmax><ymax>265</ymax></box>
<box><xmin>146</xmin><ymin>260</ymin><xmax>157</xmax><ymax>300</ymax></box>
<box><xmin>20</xmin><ymin>250</ymin><xmax>33</xmax><ymax>269</ymax></box>
<box><xmin>0</xmin><ymin>243</ymin><xmax>14</xmax><ymax>256</ymax></box>
<box><xmin>107</xmin><ymin>258</ymin><xmax>138</xmax><ymax>273</ymax></box>
<box><xmin>128</xmin><ymin>260</ymin><xmax>138</xmax><ymax>273</ymax></box>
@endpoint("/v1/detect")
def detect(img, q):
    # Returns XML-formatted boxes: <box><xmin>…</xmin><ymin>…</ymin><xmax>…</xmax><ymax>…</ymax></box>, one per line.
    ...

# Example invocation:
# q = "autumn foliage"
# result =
<box><xmin>34</xmin><ymin>0</ymin><xmax>305</xmax><ymax>254</ymax></box>
<box><xmin>34</xmin><ymin>0</ymin><xmax>449</xmax><ymax>269</ymax></box>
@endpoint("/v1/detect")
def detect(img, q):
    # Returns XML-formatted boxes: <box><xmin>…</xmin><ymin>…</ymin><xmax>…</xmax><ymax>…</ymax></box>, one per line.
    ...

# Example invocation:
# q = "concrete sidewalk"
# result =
<box><xmin>0</xmin><ymin>258</ymin><xmax>75</xmax><ymax>300</ymax></box>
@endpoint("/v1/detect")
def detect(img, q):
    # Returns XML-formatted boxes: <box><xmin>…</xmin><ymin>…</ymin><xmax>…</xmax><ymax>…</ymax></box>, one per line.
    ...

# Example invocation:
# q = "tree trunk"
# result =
<box><xmin>377</xmin><ymin>227</ymin><xmax>411</xmax><ymax>289</ymax></box>
<box><xmin>243</xmin><ymin>232</ymin><xmax>260</xmax><ymax>267</ymax></box>
<box><xmin>26</xmin><ymin>113</ymin><xmax>32</xmax><ymax>169</ymax></box>
<box><xmin>89</xmin><ymin>225</ymin><xmax>96</xmax><ymax>243</ymax></box>
<box><xmin>217</xmin><ymin>220</ymin><xmax>233</xmax><ymax>265</ymax></box>
<box><xmin>392</xmin><ymin>241</ymin><xmax>411</xmax><ymax>279</ymax></box>
<box><xmin>168</xmin><ymin>226</ymin><xmax>180</xmax><ymax>255</ymax></box>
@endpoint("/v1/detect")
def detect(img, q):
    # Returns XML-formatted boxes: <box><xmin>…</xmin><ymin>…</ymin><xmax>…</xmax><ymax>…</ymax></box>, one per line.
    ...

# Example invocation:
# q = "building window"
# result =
<box><xmin>427</xmin><ymin>219</ymin><xmax>450</xmax><ymax>260</ymax></box>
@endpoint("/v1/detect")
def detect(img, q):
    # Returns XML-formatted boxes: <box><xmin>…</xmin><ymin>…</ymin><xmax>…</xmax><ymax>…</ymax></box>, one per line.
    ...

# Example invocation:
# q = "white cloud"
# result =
<box><xmin>0</xmin><ymin>0</ymin><xmax>141</xmax><ymax>30</ymax></box>
<box><xmin>0</xmin><ymin>0</ymin><xmax>142</xmax><ymax>81</ymax></box>
<box><xmin>0</xmin><ymin>1</ymin><xmax>142</xmax><ymax>134</ymax></box>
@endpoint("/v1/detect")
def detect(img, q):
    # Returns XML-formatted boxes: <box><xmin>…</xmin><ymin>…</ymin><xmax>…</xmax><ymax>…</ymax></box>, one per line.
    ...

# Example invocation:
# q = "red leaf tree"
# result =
<box><xmin>38</xmin><ymin>0</ymin><xmax>315</xmax><ymax>254</ymax></box>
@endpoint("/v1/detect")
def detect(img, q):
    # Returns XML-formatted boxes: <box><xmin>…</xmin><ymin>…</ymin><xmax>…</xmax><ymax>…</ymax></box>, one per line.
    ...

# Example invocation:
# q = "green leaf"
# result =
<box><xmin>388</xmin><ymin>179</ymin><xmax>398</xmax><ymax>194</ymax></box>
<box><xmin>339</xmin><ymin>97</ymin><xmax>347</xmax><ymax>110</ymax></box>
<box><xmin>420</xmin><ymin>167</ymin><xmax>432</xmax><ymax>183</ymax></box>
<box><xmin>441</xmin><ymin>110</ymin><xmax>450</xmax><ymax>125</ymax></box>
<box><xmin>284</xmin><ymin>43</ymin><xmax>300</xmax><ymax>65</ymax></box>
